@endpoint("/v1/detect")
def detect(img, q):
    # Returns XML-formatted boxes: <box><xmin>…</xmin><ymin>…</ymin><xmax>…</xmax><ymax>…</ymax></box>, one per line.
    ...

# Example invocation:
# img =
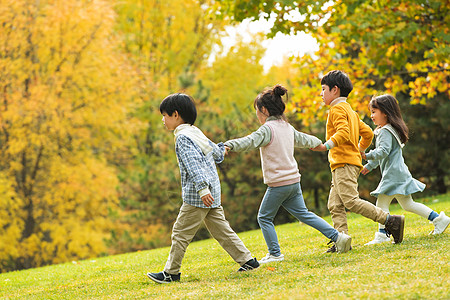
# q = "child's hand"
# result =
<box><xmin>360</xmin><ymin>151</ymin><xmax>367</xmax><ymax>160</ymax></box>
<box><xmin>310</xmin><ymin>144</ymin><xmax>327</xmax><ymax>151</ymax></box>
<box><xmin>361</xmin><ymin>167</ymin><xmax>370</xmax><ymax>175</ymax></box>
<box><xmin>201</xmin><ymin>194</ymin><xmax>214</xmax><ymax>207</ymax></box>
<box><xmin>224</xmin><ymin>146</ymin><xmax>231</xmax><ymax>155</ymax></box>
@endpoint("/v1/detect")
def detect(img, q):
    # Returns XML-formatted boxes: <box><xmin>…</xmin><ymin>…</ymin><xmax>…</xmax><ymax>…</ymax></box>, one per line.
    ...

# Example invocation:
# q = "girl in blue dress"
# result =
<box><xmin>361</xmin><ymin>94</ymin><xmax>449</xmax><ymax>244</ymax></box>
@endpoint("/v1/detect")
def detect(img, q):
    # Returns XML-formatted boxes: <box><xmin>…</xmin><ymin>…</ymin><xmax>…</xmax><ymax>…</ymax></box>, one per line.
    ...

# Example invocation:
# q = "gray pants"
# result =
<box><xmin>164</xmin><ymin>202</ymin><xmax>253</xmax><ymax>274</ymax></box>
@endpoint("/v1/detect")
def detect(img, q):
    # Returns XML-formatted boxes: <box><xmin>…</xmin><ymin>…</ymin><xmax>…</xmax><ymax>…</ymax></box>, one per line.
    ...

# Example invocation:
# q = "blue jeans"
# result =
<box><xmin>258</xmin><ymin>182</ymin><xmax>339</xmax><ymax>256</ymax></box>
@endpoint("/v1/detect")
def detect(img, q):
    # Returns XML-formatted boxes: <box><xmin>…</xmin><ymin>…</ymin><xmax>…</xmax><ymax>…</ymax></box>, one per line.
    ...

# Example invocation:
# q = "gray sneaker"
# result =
<box><xmin>335</xmin><ymin>232</ymin><xmax>352</xmax><ymax>253</ymax></box>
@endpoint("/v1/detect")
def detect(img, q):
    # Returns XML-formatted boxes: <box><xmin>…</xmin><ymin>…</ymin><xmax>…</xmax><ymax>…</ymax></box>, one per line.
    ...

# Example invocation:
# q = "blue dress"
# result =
<box><xmin>364</xmin><ymin>124</ymin><xmax>425</xmax><ymax>197</ymax></box>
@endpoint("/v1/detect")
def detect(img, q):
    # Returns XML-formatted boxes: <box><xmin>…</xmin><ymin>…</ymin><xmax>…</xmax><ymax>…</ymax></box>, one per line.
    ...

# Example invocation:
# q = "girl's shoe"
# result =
<box><xmin>259</xmin><ymin>253</ymin><xmax>284</xmax><ymax>264</ymax></box>
<box><xmin>365</xmin><ymin>232</ymin><xmax>391</xmax><ymax>245</ymax></box>
<box><xmin>335</xmin><ymin>232</ymin><xmax>352</xmax><ymax>253</ymax></box>
<box><xmin>430</xmin><ymin>212</ymin><xmax>450</xmax><ymax>235</ymax></box>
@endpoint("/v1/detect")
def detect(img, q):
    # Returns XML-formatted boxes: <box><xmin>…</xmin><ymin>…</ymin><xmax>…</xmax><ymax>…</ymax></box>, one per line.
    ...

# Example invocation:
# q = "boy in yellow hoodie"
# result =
<box><xmin>312</xmin><ymin>70</ymin><xmax>405</xmax><ymax>252</ymax></box>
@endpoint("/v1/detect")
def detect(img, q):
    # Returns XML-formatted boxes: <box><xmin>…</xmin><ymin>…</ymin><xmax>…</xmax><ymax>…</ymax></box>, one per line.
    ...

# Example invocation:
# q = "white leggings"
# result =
<box><xmin>377</xmin><ymin>194</ymin><xmax>432</xmax><ymax>229</ymax></box>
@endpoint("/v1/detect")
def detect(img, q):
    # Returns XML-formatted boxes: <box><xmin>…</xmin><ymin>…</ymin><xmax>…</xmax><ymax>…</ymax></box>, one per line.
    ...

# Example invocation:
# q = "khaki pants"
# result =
<box><xmin>164</xmin><ymin>202</ymin><xmax>253</xmax><ymax>274</ymax></box>
<box><xmin>328</xmin><ymin>164</ymin><xmax>388</xmax><ymax>234</ymax></box>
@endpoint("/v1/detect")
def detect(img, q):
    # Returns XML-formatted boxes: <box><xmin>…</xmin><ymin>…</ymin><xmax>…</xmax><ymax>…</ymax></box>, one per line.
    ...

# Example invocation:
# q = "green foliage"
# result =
<box><xmin>1</xmin><ymin>194</ymin><xmax>449</xmax><ymax>299</ymax></box>
<box><xmin>219</xmin><ymin>0</ymin><xmax>449</xmax><ymax>194</ymax></box>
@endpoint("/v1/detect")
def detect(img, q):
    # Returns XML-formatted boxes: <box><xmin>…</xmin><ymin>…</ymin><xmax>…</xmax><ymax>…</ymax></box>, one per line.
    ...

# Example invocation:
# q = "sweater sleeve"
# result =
<box><xmin>358</xmin><ymin>118</ymin><xmax>374</xmax><ymax>151</ymax></box>
<box><xmin>291</xmin><ymin>125</ymin><xmax>322</xmax><ymax>148</ymax></box>
<box><xmin>329</xmin><ymin>106</ymin><xmax>351</xmax><ymax>147</ymax></box>
<box><xmin>224</xmin><ymin>125</ymin><xmax>271</xmax><ymax>152</ymax></box>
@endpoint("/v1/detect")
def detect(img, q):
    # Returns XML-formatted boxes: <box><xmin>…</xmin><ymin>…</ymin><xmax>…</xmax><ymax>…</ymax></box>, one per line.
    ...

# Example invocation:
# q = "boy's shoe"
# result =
<box><xmin>146</xmin><ymin>271</ymin><xmax>180</xmax><ymax>284</ymax></box>
<box><xmin>430</xmin><ymin>212</ymin><xmax>450</xmax><ymax>235</ymax></box>
<box><xmin>335</xmin><ymin>232</ymin><xmax>352</xmax><ymax>253</ymax></box>
<box><xmin>384</xmin><ymin>215</ymin><xmax>405</xmax><ymax>244</ymax></box>
<box><xmin>365</xmin><ymin>231</ymin><xmax>391</xmax><ymax>245</ymax></box>
<box><xmin>238</xmin><ymin>258</ymin><xmax>260</xmax><ymax>271</ymax></box>
<box><xmin>259</xmin><ymin>253</ymin><xmax>285</xmax><ymax>264</ymax></box>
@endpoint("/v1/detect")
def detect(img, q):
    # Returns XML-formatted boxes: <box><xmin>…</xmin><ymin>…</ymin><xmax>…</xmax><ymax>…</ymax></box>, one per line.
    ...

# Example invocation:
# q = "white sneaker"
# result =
<box><xmin>259</xmin><ymin>253</ymin><xmax>284</xmax><ymax>264</ymax></box>
<box><xmin>365</xmin><ymin>231</ymin><xmax>391</xmax><ymax>245</ymax></box>
<box><xmin>430</xmin><ymin>212</ymin><xmax>450</xmax><ymax>235</ymax></box>
<box><xmin>335</xmin><ymin>232</ymin><xmax>352</xmax><ymax>253</ymax></box>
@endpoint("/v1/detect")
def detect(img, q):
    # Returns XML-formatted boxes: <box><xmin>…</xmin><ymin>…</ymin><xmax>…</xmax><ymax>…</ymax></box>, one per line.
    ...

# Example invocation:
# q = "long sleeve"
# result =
<box><xmin>359</xmin><ymin>118</ymin><xmax>374</xmax><ymax>150</ymax></box>
<box><xmin>364</xmin><ymin>129</ymin><xmax>392</xmax><ymax>171</ymax></box>
<box><xmin>224</xmin><ymin>125</ymin><xmax>271</xmax><ymax>152</ymax></box>
<box><xmin>328</xmin><ymin>105</ymin><xmax>351</xmax><ymax>146</ymax></box>
<box><xmin>365</xmin><ymin>130</ymin><xmax>392</xmax><ymax>161</ymax></box>
<box><xmin>292</xmin><ymin>125</ymin><xmax>322</xmax><ymax>148</ymax></box>
<box><xmin>176</xmin><ymin>136</ymin><xmax>210</xmax><ymax>192</ymax></box>
<box><xmin>209</xmin><ymin>141</ymin><xmax>226</xmax><ymax>164</ymax></box>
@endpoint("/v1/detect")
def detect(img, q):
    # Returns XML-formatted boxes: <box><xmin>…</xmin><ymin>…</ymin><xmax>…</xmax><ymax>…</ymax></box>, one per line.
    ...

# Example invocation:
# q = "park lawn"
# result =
<box><xmin>1</xmin><ymin>194</ymin><xmax>449</xmax><ymax>299</ymax></box>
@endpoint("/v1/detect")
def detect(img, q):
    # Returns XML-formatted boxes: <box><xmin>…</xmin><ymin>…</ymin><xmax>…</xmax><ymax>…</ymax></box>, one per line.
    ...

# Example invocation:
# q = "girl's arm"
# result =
<box><xmin>224</xmin><ymin>125</ymin><xmax>271</xmax><ymax>152</ymax></box>
<box><xmin>291</xmin><ymin>125</ymin><xmax>322</xmax><ymax>148</ymax></box>
<box><xmin>365</xmin><ymin>129</ymin><xmax>393</xmax><ymax>161</ymax></box>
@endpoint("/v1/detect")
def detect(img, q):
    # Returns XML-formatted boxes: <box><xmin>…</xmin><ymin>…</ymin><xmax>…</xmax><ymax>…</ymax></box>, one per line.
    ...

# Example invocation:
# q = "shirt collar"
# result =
<box><xmin>330</xmin><ymin>97</ymin><xmax>347</xmax><ymax>107</ymax></box>
<box><xmin>266</xmin><ymin>116</ymin><xmax>282</xmax><ymax>122</ymax></box>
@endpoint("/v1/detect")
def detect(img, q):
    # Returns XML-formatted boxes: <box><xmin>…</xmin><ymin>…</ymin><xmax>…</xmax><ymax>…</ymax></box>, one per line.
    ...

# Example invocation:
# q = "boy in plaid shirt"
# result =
<box><xmin>147</xmin><ymin>93</ymin><xmax>259</xmax><ymax>284</ymax></box>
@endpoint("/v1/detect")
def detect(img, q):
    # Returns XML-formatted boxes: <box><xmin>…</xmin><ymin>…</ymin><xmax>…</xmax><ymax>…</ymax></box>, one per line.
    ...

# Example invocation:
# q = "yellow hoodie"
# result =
<box><xmin>326</xmin><ymin>99</ymin><xmax>373</xmax><ymax>171</ymax></box>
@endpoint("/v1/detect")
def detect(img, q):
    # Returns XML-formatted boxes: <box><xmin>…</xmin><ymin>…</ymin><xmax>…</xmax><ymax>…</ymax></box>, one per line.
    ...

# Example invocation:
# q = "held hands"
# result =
<box><xmin>201</xmin><ymin>193</ymin><xmax>214</xmax><ymax>207</ymax></box>
<box><xmin>224</xmin><ymin>146</ymin><xmax>231</xmax><ymax>156</ymax></box>
<box><xmin>310</xmin><ymin>144</ymin><xmax>327</xmax><ymax>152</ymax></box>
<box><xmin>361</xmin><ymin>167</ymin><xmax>370</xmax><ymax>175</ymax></box>
<box><xmin>360</xmin><ymin>151</ymin><xmax>367</xmax><ymax>160</ymax></box>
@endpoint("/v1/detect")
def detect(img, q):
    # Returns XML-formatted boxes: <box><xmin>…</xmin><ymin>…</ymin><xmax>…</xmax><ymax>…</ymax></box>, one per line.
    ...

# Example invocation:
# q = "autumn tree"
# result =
<box><xmin>219</xmin><ymin>0</ymin><xmax>449</xmax><ymax>194</ymax></box>
<box><xmin>109</xmin><ymin>0</ymin><xmax>233</xmax><ymax>252</ymax></box>
<box><xmin>0</xmin><ymin>0</ymin><xmax>137</xmax><ymax>272</ymax></box>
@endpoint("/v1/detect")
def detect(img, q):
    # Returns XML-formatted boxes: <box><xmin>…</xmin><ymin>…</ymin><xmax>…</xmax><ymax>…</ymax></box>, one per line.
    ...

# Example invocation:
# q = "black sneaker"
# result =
<box><xmin>237</xmin><ymin>258</ymin><xmax>260</xmax><ymax>272</ymax></box>
<box><xmin>385</xmin><ymin>215</ymin><xmax>405</xmax><ymax>244</ymax></box>
<box><xmin>146</xmin><ymin>271</ymin><xmax>180</xmax><ymax>284</ymax></box>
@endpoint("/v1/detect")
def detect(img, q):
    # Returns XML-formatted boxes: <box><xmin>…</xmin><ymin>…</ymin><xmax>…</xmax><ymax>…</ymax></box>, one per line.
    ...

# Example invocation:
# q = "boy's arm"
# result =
<box><xmin>176</xmin><ymin>136</ymin><xmax>211</xmax><ymax>197</ymax></box>
<box><xmin>325</xmin><ymin>106</ymin><xmax>351</xmax><ymax>149</ymax></box>
<box><xmin>208</xmin><ymin>140</ymin><xmax>226</xmax><ymax>164</ymax></box>
<box><xmin>224</xmin><ymin>125</ymin><xmax>271</xmax><ymax>152</ymax></box>
<box><xmin>358</xmin><ymin>118</ymin><xmax>374</xmax><ymax>151</ymax></box>
<box><xmin>291</xmin><ymin>125</ymin><xmax>322</xmax><ymax>148</ymax></box>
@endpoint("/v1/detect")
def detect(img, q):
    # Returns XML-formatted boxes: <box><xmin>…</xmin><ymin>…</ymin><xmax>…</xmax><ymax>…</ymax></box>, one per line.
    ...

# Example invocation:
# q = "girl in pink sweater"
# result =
<box><xmin>225</xmin><ymin>85</ymin><xmax>351</xmax><ymax>263</ymax></box>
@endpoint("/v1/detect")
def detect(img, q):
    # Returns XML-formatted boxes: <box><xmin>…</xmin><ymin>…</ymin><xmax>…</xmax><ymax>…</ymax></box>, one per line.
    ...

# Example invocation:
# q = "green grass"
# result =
<box><xmin>1</xmin><ymin>194</ymin><xmax>449</xmax><ymax>299</ymax></box>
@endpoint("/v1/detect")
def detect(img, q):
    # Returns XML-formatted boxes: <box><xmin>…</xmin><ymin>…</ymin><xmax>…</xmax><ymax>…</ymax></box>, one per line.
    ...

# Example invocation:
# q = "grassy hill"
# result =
<box><xmin>1</xmin><ymin>194</ymin><xmax>449</xmax><ymax>299</ymax></box>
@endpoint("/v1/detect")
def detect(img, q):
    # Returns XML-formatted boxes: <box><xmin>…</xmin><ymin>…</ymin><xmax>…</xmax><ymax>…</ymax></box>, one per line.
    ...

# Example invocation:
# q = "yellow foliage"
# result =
<box><xmin>0</xmin><ymin>0</ymin><xmax>138</xmax><ymax>272</ymax></box>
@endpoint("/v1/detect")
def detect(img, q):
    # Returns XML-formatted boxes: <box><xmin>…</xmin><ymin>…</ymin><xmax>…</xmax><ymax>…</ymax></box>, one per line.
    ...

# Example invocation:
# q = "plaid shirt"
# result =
<box><xmin>175</xmin><ymin>134</ymin><xmax>225</xmax><ymax>208</ymax></box>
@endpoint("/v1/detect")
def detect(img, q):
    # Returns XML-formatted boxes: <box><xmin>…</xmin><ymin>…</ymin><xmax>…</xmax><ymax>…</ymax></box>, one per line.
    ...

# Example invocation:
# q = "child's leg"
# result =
<box><xmin>394</xmin><ymin>194</ymin><xmax>433</xmax><ymax>219</ymax></box>
<box><xmin>334</xmin><ymin>165</ymin><xmax>388</xmax><ymax>225</ymax></box>
<box><xmin>376</xmin><ymin>194</ymin><xmax>395</xmax><ymax>231</ymax></box>
<box><xmin>328</xmin><ymin>172</ymin><xmax>349</xmax><ymax>234</ymax></box>
<box><xmin>257</xmin><ymin>186</ymin><xmax>289</xmax><ymax>256</ymax></box>
<box><xmin>164</xmin><ymin>203</ymin><xmax>206</xmax><ymax>275</ymax></box>
<box><xmin>283</xmin><ymin>182</ymin><xmax>339</xmax><ymax>242</ymax></box>
<box><xmin>203</xmin><ymin>206</ymin><xmax>253</xmax><ymax>265</ymax></box>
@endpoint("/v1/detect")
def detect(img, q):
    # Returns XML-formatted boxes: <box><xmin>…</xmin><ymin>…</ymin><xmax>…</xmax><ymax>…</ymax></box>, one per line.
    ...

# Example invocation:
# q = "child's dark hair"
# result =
<box><xmin>159</xmin><ymin>93</ymin><xmax>197</xmax><ymax>125</ymax></box>
<box><xmin>321</xmin><ymin>70</ymin><xmax>353</xmax><ymax>97</ymax></box>
<box><xmin>370</xmin><ymin>94</ymin><xmax>409</xmax><ymax>143</ymax></box>
<box><xmin>254</xmin><ymin>84</ymin><xmax>288</xmax><ymax>118</ymax></box>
